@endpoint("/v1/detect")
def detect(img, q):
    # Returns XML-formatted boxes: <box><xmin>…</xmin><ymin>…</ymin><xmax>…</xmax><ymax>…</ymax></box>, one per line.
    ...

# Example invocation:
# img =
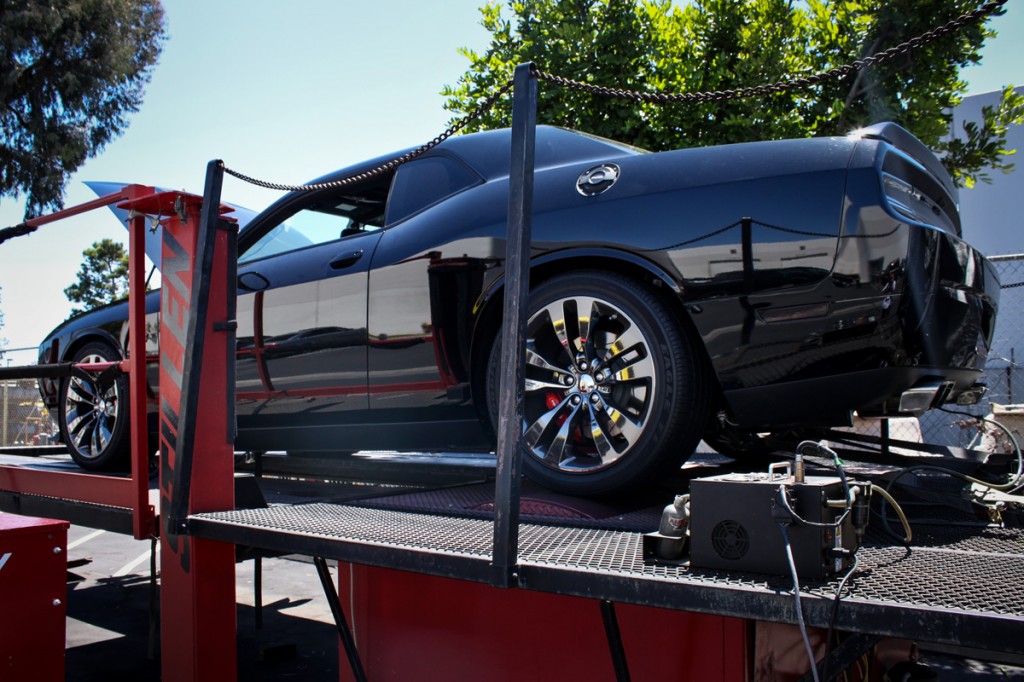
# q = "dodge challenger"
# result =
<box><xmin>38</xmin><ymin>123</ymin><xmax>999</xmax><ymax>496</ymax></box>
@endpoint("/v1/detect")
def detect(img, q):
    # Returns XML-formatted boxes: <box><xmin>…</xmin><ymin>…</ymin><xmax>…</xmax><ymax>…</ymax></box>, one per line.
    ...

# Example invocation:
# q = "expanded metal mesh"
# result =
<box><xmin>203</xmin><ymin>503</ymin><xmax>496</xmax><ymax>558</ymax></box>
<box><xmin>192</xmin><ymin>499</ymin><xmax>1024</xmax><ymax>618</ymax></box>
<box><xmin>352</xmin><ymin>483</ymin><xmax>661</xmax><ymax>531</ymax></box>
<box><xmin>868</xmin><ymin>521</ymin><xmax>1024</xmax><ymax>555</ymax></box>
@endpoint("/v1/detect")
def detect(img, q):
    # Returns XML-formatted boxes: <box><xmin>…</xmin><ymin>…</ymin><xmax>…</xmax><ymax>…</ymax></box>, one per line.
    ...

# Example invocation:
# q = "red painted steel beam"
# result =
<box><xmin>21</xmin><ymin>184</ymin><xmax>154</xmax><ymax>227</ymax></box>
<box><xmin>151</xmin><ymin>167</ymin><xmax>237</xmax><ymax>682</ymax></box>
<box><xmin>0</xmin><ymin>185</ymin><xmax>161</xmax><ymax>538</ymax></box>
<box><xmin>0</xmin><ymin>466</ymin><xmax>137</xmax><ymax>507</ymax></box>
<box><xmin>127</xmin><ymin>210</ymin><xmax>153</xmax><ymax>539</ymax></box>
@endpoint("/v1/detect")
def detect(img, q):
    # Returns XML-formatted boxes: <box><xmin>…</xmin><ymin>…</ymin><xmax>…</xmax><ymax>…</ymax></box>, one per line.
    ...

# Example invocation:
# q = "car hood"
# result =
<box><xmin>85</xmin><ymin>181</ymin><xmax>260</xmax><ymax>268</ymax></box>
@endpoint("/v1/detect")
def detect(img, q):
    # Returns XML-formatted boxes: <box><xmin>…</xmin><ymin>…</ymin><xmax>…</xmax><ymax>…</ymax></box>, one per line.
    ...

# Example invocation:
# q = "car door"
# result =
<box><xmin>365</xmin><ymin>154</ymin><xmax>494</xmax><ymax>449</ymax></box>
<box><xmin>234</xmin><ymin>196</ymin><xmax>383</xmax><ymax>428</ymax></box>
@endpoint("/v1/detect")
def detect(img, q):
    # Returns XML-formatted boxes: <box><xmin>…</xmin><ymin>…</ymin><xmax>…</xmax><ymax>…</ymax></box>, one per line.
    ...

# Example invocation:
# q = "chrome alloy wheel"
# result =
<box><xmin>63</xmin><ymin>353</ymin><xmax>121</xmax><ymax>461</ymax></box>
<box><xmin>522</xmin><ymin>295</ymin><xmax>656</xmax><ymax>473</ymax></box>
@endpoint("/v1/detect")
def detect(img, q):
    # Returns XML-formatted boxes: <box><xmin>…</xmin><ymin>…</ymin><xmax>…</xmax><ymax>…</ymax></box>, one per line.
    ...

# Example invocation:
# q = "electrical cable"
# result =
<box><xmin>790</xmin><ymin>440</ymin><xmax>863</xmax><ymax>681</ymax></box>
<box><xmin>779</xmin><ymin>522</ymin><xmax>821</xmax><ymax>682</ymax></box>
<box><xmin>798</xmin><ymin>440</ymin><xmax>853</xmax><ymax>501</ymax></box>
<box><xmin>872</xmin><ymin>485</ymin><xmax>912</xmax><ymax>543</ymax></box>
<box><xmin>875</xmin><ymin>410</ymin><xmax>1022</xmax><ymax>541</ymax></box>
<box><xmin>820</xmin><ymin>554</ymin><xmax>861</xmax><ymax>680</ymax></box>
<box><xmin>778</xmin><ymin>483</ymin><xmax>852</xmax><ymax>528</ymax></box>
<box><xmin>782</xmin><ymin>441</ymin><xmax>855</xmax><ymax>529</ymax></box>
<box><xmin>933</xmin><ymin>409</ymin><xmax>1024</xmax><ymax>492</ymax></box>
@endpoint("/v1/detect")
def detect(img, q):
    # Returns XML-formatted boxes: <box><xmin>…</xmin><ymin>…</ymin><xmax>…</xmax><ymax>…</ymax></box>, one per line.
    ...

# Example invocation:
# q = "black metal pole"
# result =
<box><xmin>169</xmin><ymin>159</ymin><xmax>226</xmax><ymax>528</ymax></box>
<box><xmin>1010</xmin><ymin>347</ymin><xmax>1015</xmax><ymax>403</ymax></box>
<box><xmin>600</xmin><ymin>600</ymin><xmax>631</xmax><ymax>682</ymax></box>
<box><xmin>741</xmin><ymin>216</ymin><xmax>754</xmax><ymax>291</ymax></box>
<box><xmin>0</xmin><ymin>363</ymin><xmax>74</xmax><ymax>380</ymax></box>
<box><xmin>313</xmin><ymin>557</ymin><xmax>368</xmax><ymax>682</ymax></box>
<box><xmin>148</xmin><ymin>536</ymin><xmax>158</xmax><ymax>660</ymax></box>
<box><xmin>492</xmin><ymin>62</ymin><xmax>537</xmax><ymax>589</ymax></box>
<box><xmin>254</xmin><ymin>555</ymin><xmax>263</xmax><ymax>630</ymax></box>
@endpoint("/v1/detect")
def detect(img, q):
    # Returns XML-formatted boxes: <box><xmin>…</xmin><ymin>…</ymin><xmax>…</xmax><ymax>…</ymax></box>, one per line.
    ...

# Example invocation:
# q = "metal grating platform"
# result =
<box><xmin>350</xmin><ymin>482</ymin><xmax>662</xmax><ymax>531</ymax></box>
<box><xmin>189</xmin><ymin>500</ymin><xmax>1024</xmax><ymax>655</ymax></box>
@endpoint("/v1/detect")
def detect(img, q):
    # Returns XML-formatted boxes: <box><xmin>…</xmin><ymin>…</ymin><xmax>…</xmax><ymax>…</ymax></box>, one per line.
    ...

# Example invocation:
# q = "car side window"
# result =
<box><xmin>385</xmin><ymin>155</ymin><xmax>480</xmax><ymax>225</ymax></box>
<box><xmin>240</xmin><ymin>182</ymin><xmax>390</xmax><ymax>265</ymax></box>
<box><xmin>240</xmin><ymin>211</ymin><xmax>341</xmax><ymax>264</ymax></box>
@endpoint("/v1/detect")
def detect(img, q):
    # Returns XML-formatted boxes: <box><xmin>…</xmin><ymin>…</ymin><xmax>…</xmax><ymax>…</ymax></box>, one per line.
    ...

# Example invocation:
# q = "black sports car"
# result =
<box><xmin>38</xmin><ymin>123</ymin><xmax>999</xmax><ymax>496</ymax></box>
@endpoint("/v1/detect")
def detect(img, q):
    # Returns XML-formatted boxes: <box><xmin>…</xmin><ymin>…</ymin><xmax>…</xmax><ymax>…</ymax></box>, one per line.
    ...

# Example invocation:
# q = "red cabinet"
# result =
<box><xmin>0</xmin><ymin>513</ymin><xmax>69</xmax><ymax>681</ymax></box>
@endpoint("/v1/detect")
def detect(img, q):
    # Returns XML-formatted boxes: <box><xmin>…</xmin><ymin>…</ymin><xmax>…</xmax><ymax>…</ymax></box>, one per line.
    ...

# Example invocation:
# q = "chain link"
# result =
<box><xmin>752</xmin><ymin>219</ymin><xmax>902</xmax><ymax>240</ymax></box>
<box><xmin>223</xmin><ymin>0</ymin><xmax>1005</xmax><ymax>193</ymax></box>
<box><xmin>533</xmin><ymin>0</ymin><xmax>1007</xmax><ymax>105</ymax></box>
<box><xmin>221</xmin><ymin>79</ymin><xmax>514</xmax><ymax>193</ymax></box>
<box><xmin>645</xmin><ymin>216</ymin><xmax>906</xmax><ymax>252</ymax></box>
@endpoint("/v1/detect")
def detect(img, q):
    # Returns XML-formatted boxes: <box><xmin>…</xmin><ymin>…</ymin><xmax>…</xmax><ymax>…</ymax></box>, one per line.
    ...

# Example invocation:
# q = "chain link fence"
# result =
<box><xmin>0</xmin><ymin>347</ymin><xmax>56</xmax><ymax>447</ymax></box>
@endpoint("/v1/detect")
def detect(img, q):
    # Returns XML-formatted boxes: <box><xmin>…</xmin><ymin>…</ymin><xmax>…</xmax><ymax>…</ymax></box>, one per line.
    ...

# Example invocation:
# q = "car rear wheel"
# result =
<box><xmin>487</xmin><ymin>271</ymin><xmax>708</xmax><ymax>496</ymax></box>
<box><xmin>58</xmin><ymin>341</ymin><xmax>131</xmax><ymax>471</ymax></box>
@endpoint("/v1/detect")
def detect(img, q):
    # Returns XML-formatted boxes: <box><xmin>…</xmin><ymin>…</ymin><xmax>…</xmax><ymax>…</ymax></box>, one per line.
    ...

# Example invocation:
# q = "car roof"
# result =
<box><xmin>305</xmin><ymin>126</ymin><xmax>643</xmax><ymax>186</ymax></box>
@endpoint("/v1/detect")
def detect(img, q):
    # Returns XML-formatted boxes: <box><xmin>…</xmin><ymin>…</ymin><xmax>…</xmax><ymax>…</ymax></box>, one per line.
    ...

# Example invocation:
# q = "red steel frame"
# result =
<box><xmin>0</xmin><ymin>181</ymin><xmax>240</xmax><ymax>680</ymax></box>
<box><xmin>144</xmin><ymin>180</ymin><xmax>237</xmax><ymax>681</ymax></box>
<box><xmin>0</xmin><ymin>184</ymin><xmax>157</xmax><ymax>539</ymax></box>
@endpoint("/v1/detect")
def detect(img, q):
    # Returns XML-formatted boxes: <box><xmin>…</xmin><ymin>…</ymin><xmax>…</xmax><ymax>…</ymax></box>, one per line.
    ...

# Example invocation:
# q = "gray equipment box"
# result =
<box><xmin>689</xmin><ymin>471</ymin><xmax>857</xmax><ymax>579</ymax></box>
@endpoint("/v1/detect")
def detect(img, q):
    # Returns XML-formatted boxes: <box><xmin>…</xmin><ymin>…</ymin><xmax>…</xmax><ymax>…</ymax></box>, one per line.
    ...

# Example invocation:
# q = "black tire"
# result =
<box><xmin>486</xmin><ymin>271</ymin><xmax>709</xmax><ymax>497</ymax></box>
<box><xmin>58</xmin><ymin>340</ymin><xmax>131</xmax><ymax>471</ymax></box>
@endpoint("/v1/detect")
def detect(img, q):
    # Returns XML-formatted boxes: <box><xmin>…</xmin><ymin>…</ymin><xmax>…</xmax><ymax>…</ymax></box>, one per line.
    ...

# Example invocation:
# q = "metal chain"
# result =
<box><xmin>532</xmin><ymin>0</ymin><xmax>1007</xmax><ymax>105</ymax></box>
<box><xmin>644</xmin><ymin>216</ymin><xmax>903</xmax><ymax>252</ymax></box>
<box><xmin>221</xmin><ymin>79</ymin><xmax>514</xmax><ymax>193</ymax></box>
<box><xmin>642</xmin><ymin>219</ymin><xmax>743</xmax><ymax>251</ymax></box>
<box><xmin>222</xmin><ymin>0</ymin><xmax>1005</xmax><ymax>193</ymax></box>
<box><xmin>752</xmin><ymin>219</ymin><xmax>901</xmax><ymax>240</ymax></box>
<box><xmin>1002</xmin><ymin>282</ymin><xmax>1024</xmax><ymax>289</ymax></box>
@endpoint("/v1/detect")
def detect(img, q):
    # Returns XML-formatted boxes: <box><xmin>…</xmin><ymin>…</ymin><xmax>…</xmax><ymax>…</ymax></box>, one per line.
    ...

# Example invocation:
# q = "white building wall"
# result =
<box><xmin>954</xmin><ymin>87</ymin><xmax>1024</xmax><ymax>257</ymax></box>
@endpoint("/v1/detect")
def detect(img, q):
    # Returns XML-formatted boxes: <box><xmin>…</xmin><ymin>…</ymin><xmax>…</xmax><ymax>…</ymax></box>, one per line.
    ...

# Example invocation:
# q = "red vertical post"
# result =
<box><xmin>152</xmin><ymin>179</ymin><xmax>237</xmax><ymax>681</ymax></box>
<box><xmin>126</xmin><ymin>195</ymin><xmax>155</xmax><ymax>540</ymax></box>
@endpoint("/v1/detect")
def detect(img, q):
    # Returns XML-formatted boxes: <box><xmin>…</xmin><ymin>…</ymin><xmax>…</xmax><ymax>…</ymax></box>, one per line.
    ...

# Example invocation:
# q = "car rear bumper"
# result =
<box><xmin>720</xmin><ymin>225</ymin><xmax>998</xmax><ymax>428</ymax></box>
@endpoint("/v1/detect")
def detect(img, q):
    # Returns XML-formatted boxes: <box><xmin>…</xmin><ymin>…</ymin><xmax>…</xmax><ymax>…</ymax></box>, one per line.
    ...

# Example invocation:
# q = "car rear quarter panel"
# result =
<box><xmin>365</xmin><ymin>137</ymin><xmax>856</xmax><ymax>424</ymax></box>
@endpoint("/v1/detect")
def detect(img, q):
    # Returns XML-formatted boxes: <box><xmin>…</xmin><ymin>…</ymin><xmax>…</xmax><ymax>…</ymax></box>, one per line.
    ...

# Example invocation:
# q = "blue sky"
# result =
<box><xmin>0</xmin><ymin>0</ymin><xmax>1020</xmax><ymax>358</ymax></box>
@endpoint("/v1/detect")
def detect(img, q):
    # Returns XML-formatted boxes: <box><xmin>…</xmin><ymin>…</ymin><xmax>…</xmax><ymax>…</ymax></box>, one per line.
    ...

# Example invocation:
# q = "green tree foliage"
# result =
<box><xmin>0</xmin><ymin>0</ymin><xmax>165</xmax><ymax>217</ymax></box>
<box><xmin>443</xmin><ymin>0</ymin><xmax>1024</xmax><ymax>187</ymax></box>
<box><xmin>64</xmin><ymin>238</ymin><xmax>130</xmax><ymax>314</ymax></box>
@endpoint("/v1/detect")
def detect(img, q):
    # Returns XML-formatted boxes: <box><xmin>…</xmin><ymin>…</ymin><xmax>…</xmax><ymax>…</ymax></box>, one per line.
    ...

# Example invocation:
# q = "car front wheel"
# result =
<box><xmin>58</xmin><ymin>341</ymin><xmax>131</xmax><ymax>471</ymax></box>
<box><xmin>487</xmin><ymin>271</ymin><xmax>708</xmax><ymax>497</ymax></box>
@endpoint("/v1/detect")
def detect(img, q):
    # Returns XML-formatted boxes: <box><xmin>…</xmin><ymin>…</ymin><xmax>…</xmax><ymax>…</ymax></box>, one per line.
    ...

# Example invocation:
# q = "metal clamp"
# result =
<box><xmin>769</xmin><ymin>461</ymin><xmax>792</xmax><ymax>482</ymax></box>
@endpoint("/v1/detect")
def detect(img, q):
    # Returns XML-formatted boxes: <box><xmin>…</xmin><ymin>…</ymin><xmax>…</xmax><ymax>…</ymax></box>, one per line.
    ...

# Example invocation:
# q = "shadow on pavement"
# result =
<box><xmin>66</xmin><ymin>576</ymin><xmax>339</xmax><ymax>681</ymax></box>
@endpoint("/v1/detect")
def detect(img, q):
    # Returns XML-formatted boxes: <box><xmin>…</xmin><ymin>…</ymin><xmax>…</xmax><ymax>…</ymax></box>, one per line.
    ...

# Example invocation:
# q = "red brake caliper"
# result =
<box><xmin>546</xmin><ymin>392</ymin><xmax>566</xmax><ymax>425</ymax></box>
<box><xmin>546</xmin><ymin>391</ymin><xmax>587</xmax><ymax>443</ymax></box>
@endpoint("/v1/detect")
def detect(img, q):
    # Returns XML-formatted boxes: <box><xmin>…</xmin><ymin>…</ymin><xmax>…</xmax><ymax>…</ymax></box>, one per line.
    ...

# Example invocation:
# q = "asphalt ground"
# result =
<box><xmin>64</xmin><ymin>525</ymin><xmax>339</xmax><ymax>681</ymax></box>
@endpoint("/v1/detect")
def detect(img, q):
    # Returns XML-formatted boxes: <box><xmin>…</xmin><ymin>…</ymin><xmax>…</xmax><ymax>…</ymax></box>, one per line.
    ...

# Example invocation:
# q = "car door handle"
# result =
<box><xmin>330</xmin><ymin>249</ymin><xmax>364</xmax><ymax>270</ymax></box>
